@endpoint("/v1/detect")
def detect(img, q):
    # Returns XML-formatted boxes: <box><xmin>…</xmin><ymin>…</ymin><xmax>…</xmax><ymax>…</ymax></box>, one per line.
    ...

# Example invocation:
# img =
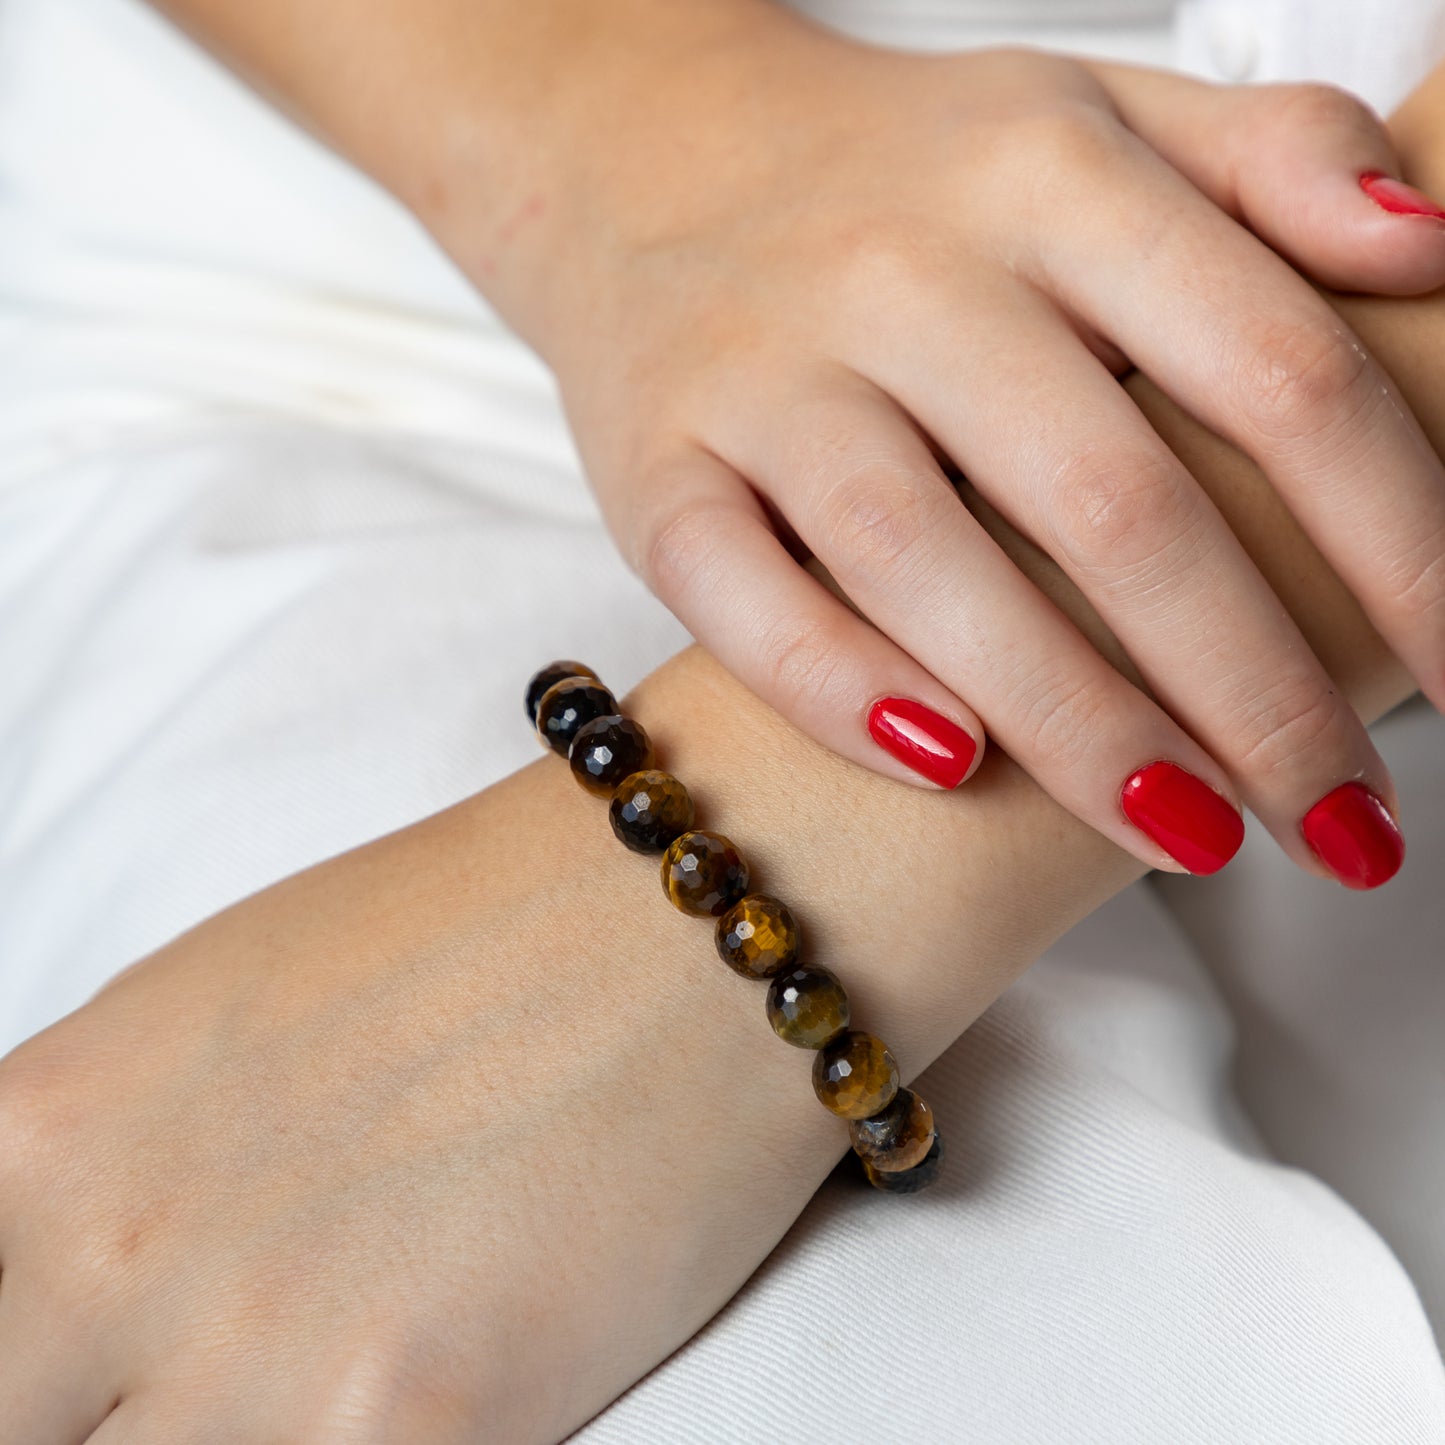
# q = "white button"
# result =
<box><xmin>1205</xmin><ymin>6</ymin><xmax>1260</xmax><ymax>82</ymax></box>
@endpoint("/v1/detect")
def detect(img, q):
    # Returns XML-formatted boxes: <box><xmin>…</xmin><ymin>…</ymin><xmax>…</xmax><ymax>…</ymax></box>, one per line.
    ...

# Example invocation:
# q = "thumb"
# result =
<box><xmin>1088</xmin><ymin>61</ymin><xmax>1445</xmax><ymax>296</ymax></box>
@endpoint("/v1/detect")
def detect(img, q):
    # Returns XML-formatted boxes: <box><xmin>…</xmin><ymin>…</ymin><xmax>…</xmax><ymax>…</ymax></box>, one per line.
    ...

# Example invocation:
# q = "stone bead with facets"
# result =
<box><xmin>535</xmin><ymin>677</ymin><xmax>617</xmax><ymax>757</ymax></box>
<box><xmin>569</xmin><ymin>715</ymin><xmax>654</xmax><ymax>796</ymax></box>
<box><xmin>715</xmin><ymin>895</ymin><xmax>800</xmax><ymax>980</ymax></box>
<box><xmin>765</xmin><ymin>965</ymin><xmax>849</xmax><ymax>1048</ymax></box>
<box><xmin>862</xmin><ymin>1132</ymin><xmax>944</xmax><ymax>1193</ymax></box>
<box><xmin>849</xmin><ymin>1087</ymin><xmax>935</xmax><ymax>1172</ymax></box>
<box><xmin>812</xmin><ymin>1029</ymin><xmax>899</xmax><ymax>1119</ymax></box>
<box><xmin>525</xmin><ymin>661</ymin><xmax>599</xmax><ymax>726</ymax></box>
<box><xmin>609</xmin><ymin>770</ymin><xmax>695</xmax><ymax>853</ymax></box>
<box><xmin>660</xmin><ymin>830</ymin><xmax>750</xmax><ymax>917</ymax></box>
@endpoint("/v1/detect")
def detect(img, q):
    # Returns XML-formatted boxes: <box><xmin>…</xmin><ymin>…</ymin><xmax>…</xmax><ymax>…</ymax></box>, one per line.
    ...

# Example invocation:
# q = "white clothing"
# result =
<box><xmin>1</xmin><ymin>1</ymin><xmax>1443</xmax><ymax>1440</ymax></box>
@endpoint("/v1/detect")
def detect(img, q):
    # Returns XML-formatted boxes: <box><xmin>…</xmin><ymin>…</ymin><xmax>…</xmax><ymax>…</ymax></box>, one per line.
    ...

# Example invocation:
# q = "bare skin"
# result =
<box><xmin>0</xmin><ymin>160</ymin><xmax>1437</xmax><ymax>1439</ymax></box>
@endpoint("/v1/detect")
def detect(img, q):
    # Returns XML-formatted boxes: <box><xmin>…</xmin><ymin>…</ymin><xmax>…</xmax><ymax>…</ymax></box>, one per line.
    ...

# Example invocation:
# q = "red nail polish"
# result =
<box><xmin>1359</xmin><ymin>170</ymin><xmax>1445</xmax><ymax>221</ymax></box>
<box><xmin>1301</xmin><ymin>781</ymin><xmax>1404</xmax><ymax>889</ymax></box>
<box><xmin>1119</xmin><ymin>761</ymin><xmax>1244</xmax><ymax>875</ymax></box>
<box><xmin>867</xmin><ymin>697</ymin><xmax>977</xmax><ymax>789</ymax></box>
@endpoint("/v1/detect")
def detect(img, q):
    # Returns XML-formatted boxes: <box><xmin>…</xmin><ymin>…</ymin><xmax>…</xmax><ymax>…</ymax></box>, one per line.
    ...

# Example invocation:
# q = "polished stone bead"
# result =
<box><xmin>569</xmin><ymin>715</ymin><xmax>655</xmax><ymax>796</ymax></box>
<box><xmin>715</xmin><ymin>895</ymin><xmax>800</xmax><ymax>980</ymax></box>
<box><xmin>811</xmin><ymin>1029</ymin><xmax>899</xmax><ymax>1119</ymax></box>
<box><xmin>660</xmin><ymin>830</ymin><xmax>750</xmax><ymax>917</ymax></box>
<box><xmin>849</xmin><ymin>1087</ymin><xmax>935</xmax><ymax>1172</ymax></box>
<box><xmin>536</xmin><ymin>677</ymin><xmax>617</xmax><ymax>757</ymax></box>
<box><xmin>862</xmin><ymin>1131</ymin><xmax>944</xmax><ymax>1194</ymax></box>
<box><xmin>525</xmin><ymin>660</ymin><xmax>599</xmax><ymax>726</ymax></box>
<box><xmin>609</xmin><ymin>770</ymin><xmax>695</xmax><ymax>852</ymax></box>
<box><xmin>764</xmin><ymin>965</ymin><xmax>849</xmax><ymax>1048</ymax></box>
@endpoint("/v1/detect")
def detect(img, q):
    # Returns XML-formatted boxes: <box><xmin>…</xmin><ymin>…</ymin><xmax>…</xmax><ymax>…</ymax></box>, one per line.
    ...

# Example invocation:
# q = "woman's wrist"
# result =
<box><xmin>145</xmin><ymin>0</ymin><xmax>807</xmax><ymax>339</ymax></box>
<box><xmin>413</xmin><ymin>1</ymin><xmax>835</xmax><ymax>348</ymax></box>
<box><xmin>617</xmin><ymin>641</ymin><xmax>1137</xmax><ymax>1080</ymax></box>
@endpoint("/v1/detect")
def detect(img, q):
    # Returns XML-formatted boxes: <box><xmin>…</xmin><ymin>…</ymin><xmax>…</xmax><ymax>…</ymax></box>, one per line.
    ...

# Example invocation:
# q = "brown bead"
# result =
<box><xmin>536</xmin><ymin>677</ymin><xmax>616</xmax><ymax>757</ymax></box>
<box><xmin>660</xmin><ymin>830</ymin><xmax>749</xmax><ymax>917</ymax></box>
<box><xmin>525</xmin><ymin>660</ymin><xmax>599</xmax><ymax>726</ymax></box>
<box><xmin>849</xmin><ymin>1087</ymin><xmax>935</xmax><ymax>1172</ymax></box>
<box><xmin>609</xmin><ymin>770</ymin><xmax>695</xmax><ymax>853</ymax></box>
<box><xmin>811</xmin><ymin>1029</ymin><xmax>899</xmax><ymax>1119</ymax></box>
<box><xmin>569</xmin><ymin>715</ymin><xmax>654</xmax><ymax>796</ymax></box>
<box><xmin>715</xmin><ymin>895</ymin><xmax>800</xmax><ymax>980</ymax></box>
<box><xmin>765</xmin><ymin>965</ymin><xmax>849</xmax><ymax>1048</ymax></box>
<box><xmin>862</xmin><ymin>1132</ymin><xmax>944</xmax><ymax>1194</ymax></box>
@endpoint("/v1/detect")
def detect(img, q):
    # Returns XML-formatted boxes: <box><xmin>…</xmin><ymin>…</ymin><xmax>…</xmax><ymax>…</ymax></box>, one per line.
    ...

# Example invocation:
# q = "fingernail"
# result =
<box><xmin>1301</xmin><ymin>781</ymin><xmax>1404</xmax><ymax>889</ymax></box>
<box><xmin>1359</xmin><ymin>170</ymin><xmax>1445</xmax><ymax>221</ymax></box>
<box><xmin>867</xmin><ymin>697</ymin><xmax>977</xmax><ymax>789</ymax></box>
<box><xmin>1120</xmin><ymin>761</ymin><xmax>1245</xmax><ymax>875</ymax></box>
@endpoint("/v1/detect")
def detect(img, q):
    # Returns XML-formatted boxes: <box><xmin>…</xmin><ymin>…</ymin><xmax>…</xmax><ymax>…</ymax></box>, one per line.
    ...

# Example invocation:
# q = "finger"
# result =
<box><xmin>622</xmin><ymin>447</ymin><xmax>986</xmax><ymax>789</ymax></box>
<box><xmin>709</xmin><ymin>370</ymin><xmax>1247</xmax><ymax>875</ymax></box>
<box><xmin>1021</xmin><ymin>124</ymin><xmax>1445</xmax><ymax>733</ymax></box>
<box><xmin>1089</xmin><ymin>62</ymin><xmax>1445</xmax><ymax>295</ymax></box>
<box><xmin>0</xmin><ymin>1282</ymin><xmax>119</xmax><ymax>1444</ymax></box>
<box><xmin>857</xmin><ymin>292</ymin><xmax>1401</xmax><ymax>886</ymax></box>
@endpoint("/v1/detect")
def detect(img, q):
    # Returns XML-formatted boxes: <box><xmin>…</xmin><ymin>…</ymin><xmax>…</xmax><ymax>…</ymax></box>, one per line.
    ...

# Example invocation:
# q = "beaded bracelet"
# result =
<box><xmin>526</xmin><ymin>659</ymin><xmax>943</xmax><ymax>1194</ymax></box>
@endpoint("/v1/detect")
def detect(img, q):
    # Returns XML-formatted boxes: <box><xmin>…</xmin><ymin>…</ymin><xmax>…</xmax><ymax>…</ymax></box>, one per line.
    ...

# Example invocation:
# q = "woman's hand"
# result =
<box><xmin>0</xmin><ymin>735</ymin><xmax>839</xmax><ymax>1444</ymax></box>
<box><xmin>428</xmin><ymin>7</ymin><xmax>1445</xmax><ymax>886</ymax></box>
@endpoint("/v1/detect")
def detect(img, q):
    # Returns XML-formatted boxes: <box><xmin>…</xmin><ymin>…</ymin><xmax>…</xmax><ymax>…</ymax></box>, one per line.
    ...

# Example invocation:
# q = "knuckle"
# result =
<box><xmin>1237</xmin><ymin>316</ymin><xmax>1374</xmax><ymax>440</ymax></box>
<box><xmin>998</xmin><ymin>665</ymin><xmax>1112</xmax><ymax>775</ymax></box>
<box><xmin>756</xmin><ymin>613</ymin><xmax>849</xmax><ymax>709</ymax></box>
<box><xmin>833</xmin><ymin>220</ymin><xmax>952</xmax><ymax>304</ymax></box>
<box><xmin>1009</xmin><ymin>101</ymin><xmax>1121</xmax><ymax>177</ymax></box>
<box><xmin>1231</xmin><ymin>680</ymin><xmax>1346</xmax><ymax>780</ymax></box>
<box><xmin>817</xmin><ymin>467</ymin><xmax>939</xmax><ymax>585</ymax></box>
<box><xmin>1048</xmin><ymin>452</ymin><xmax>1199</xmax><ymax>577</ymax></box>
<box><xmin>0</xmin><ymin>1048</ymin><xmax>54</xmax><ymax>1168</ymax></box>
<box><xmin>309</xmin><ymin>1345</ymin><xmax>430</xmax><ymax>1444</ymax></box>
<box><xmin>1379</xmin><ymin>523</ymin><xmax>1445</xmax><ymax>631</ymax></box>
<box><xmin>306</xmin><ymin>1317</ymin><xmax>519</xmax><ymax>1445</ymax></box>
<box><xmin>1270</xmin><ymin>81</ymin><xmax>1381</xmax><ymax>136</ymax></box>
<box><xmin>640</xmin><ymin>499</ymin><xmax>725</xmax><ymax>598</ymax></box>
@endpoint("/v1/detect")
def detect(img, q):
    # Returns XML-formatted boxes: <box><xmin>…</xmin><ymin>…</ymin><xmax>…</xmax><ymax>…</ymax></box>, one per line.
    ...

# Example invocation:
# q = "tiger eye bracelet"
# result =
<box><xmin>528</xmin><ymin>660</ymin><xmax>943</xmax><ymax>1194</ymax></box>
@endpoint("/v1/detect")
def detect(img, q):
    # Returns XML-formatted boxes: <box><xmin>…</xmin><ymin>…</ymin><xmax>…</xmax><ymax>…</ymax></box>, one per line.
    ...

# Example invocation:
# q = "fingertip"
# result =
<box><xmin>1329</xmin><ymin>170</ymin><xmax>1445</xmax><ymax>294</ymax></box>
<box><xmin>1239</xmin><ymin>150</ymin><xmax>1445</xmax><ymax>294</ymax></box>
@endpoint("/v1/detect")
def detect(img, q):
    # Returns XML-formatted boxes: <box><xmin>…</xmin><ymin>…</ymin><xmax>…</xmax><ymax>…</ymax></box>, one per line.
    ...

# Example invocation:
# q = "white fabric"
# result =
<box><xmin>1175</xmin><ymin>0</ymin><xmax>1445</xmax><ymax>112</ymax></box>
<box><xmin>2</xmin><ymin>0</ymin><xmax>1444</xmax><ymax>1440</ymax></box>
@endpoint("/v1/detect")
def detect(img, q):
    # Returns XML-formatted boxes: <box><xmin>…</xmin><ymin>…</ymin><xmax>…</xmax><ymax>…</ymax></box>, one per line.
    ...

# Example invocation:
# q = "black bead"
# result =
<box><xmin>525</xmin><ymin>661</ymin><xmax>600</xmax><ymax>726</ymax></box>
<box><xmin>535</xmin><ymin>677</ymin><xmax>617</xmax><ymax>757</ymax></box>
<box><xmin>569</xmin><ymin>715</ymin><xmax>655</xmax><ymax>796</ymax></box>
<box><xmin>609</xmin><ymin>770</ymin><xmax>695</xmax><ymax>853</ymax></box>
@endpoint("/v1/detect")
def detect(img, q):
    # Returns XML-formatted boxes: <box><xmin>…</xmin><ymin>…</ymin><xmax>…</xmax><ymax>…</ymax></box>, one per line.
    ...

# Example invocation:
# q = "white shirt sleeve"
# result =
<box><xmin>1176</xmin><ymin>0</ymin><xmax>1445</xmax><ymax>112</ymax></box>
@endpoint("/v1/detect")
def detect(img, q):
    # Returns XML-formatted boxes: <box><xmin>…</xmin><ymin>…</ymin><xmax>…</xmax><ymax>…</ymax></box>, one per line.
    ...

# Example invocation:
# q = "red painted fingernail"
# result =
<box><xmin>1120</xmin><ymin>761</ymin><xmax>1244</xmax><ymax>875</ymax></box>
<box><xmin>1360</xmin><ymin>170</ymin><xmax>1445</xmax><ymax>221</ymax></box>
<box><xmin>1301</xmin><ymin>781</ymin><xmax>1404</xmax><ymax>889</ymax></box>
<box><xmin>867</xmin><ymin>697</ymin><xmax>977</xmax><ymax>789</ymax></box>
